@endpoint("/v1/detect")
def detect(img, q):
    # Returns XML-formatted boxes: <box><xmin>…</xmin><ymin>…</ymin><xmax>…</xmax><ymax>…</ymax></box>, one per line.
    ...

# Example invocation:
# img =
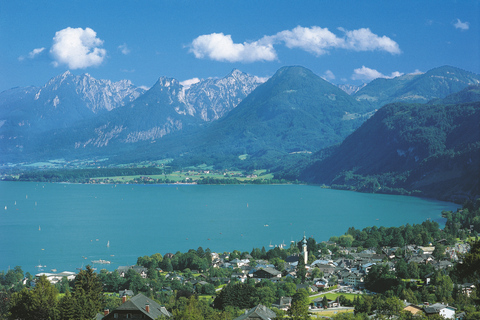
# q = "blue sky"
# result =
<box><xmin>1</xmin><ymin>0</ymin><xmax>479</xmax><ymax>92</ymax></box>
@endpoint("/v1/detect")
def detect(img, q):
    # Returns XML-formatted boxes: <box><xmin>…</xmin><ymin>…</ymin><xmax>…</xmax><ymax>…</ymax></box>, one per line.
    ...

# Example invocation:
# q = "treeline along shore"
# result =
<box><xmin>6</xmin><ymin>167</ymin><xmax>295</xmax><ymax>185</ymax></box>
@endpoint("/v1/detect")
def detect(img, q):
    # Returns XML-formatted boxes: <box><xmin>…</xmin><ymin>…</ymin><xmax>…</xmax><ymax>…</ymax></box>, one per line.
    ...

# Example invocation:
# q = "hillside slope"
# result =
<box><xmin>353</xmin><ymin>66</ymin><xmax>480</xmax><ymax>108</ymax></box>
<box><xmin>301</xmin><ymin>85</ymin><xmax>480</xmax><ymax>202</ymax></box>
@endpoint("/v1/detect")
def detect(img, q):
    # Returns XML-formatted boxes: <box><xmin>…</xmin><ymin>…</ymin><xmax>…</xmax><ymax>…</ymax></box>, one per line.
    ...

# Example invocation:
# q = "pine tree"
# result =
<box><xmin>297</xmin><ymin>256</ymin><xmax>307</xmax><ymax>283</ymax></box>
<box><xmin>288</xmin><ymin>289</ymin><xmax>310</xmax><ymax>320</ymax></box>
<box><xmin>59</xmin><ymin>290</ymin><xmax>76</xmax><ymax>320</ymax></box>
<box><xmin>72</xmin><ymin>265</ymin><xmax>104</xmax><ymax>319</ymax></box>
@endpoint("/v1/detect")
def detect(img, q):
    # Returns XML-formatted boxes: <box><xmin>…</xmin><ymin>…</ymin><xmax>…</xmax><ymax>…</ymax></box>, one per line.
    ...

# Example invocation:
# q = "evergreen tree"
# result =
<box><xmin>288</xmin><ymin>289</ymin><xmax>310</xmax><ymax>320</ymax></box>
<box><xmin>173</xmin><ymin>296</ymin><xmax>204</xmax><ymax>320</ymax></box>
<box><xmin>58</xmin><ymin>291</ymin><xmax>76</xmax><ymax>320</ymax></box>
<box><xmin>297</xmin><ymin>256</ymin><xmax>307</xmax><ymax>283</ymax></box>
<box><xmin>72</xmin><ymin>265</ymin><xmax>104</xmax><ymax>320</ymax></box>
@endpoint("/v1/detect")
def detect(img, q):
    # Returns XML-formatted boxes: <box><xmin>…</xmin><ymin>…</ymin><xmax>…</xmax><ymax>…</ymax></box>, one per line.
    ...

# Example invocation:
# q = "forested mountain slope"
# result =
<box><xmin>301</xmin><ymin>85</ymin><xmax>480</xmax><ymax>202</ymax></box>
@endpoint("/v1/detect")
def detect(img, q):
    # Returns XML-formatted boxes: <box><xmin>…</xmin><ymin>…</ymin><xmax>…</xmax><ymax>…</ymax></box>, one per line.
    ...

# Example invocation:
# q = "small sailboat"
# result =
<box><xmin>269</xmin><ymin>241</ymin><xmax>274</xmax><ymax>248</ymax></box>
<box><xmin>107</xmin><ymin>240</ymin><xmax>110</xmax><ymax>247</ymax></box>
<box><xmin>39</xmin><ymin>225</ymin><xmax>41</xmax><ymax>231</ymax></box>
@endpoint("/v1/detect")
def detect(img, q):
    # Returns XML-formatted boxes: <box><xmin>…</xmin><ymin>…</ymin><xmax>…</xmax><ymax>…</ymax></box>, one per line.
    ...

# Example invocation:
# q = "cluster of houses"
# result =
<box><xmin>35</xmin><ymin>237</ymin><xmax>474</xmax><ymax>319</ymax></box>
<box><xmin>98</xmin><ymin>292</ymin><xmax>281</xmax><ymax>320</ymax></box>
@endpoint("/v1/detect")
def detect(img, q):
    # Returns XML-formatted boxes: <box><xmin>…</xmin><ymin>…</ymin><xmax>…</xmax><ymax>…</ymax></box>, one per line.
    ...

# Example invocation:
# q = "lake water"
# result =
<box><xmin>0</xmin><ymin>182</ymin><xmax>459</xmax><ymax>274</ymax></box>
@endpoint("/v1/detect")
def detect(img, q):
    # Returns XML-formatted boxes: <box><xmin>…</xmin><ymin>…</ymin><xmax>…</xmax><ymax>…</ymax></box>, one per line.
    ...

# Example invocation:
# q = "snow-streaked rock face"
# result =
<box><xmin>36</xmin><ymin>71</ymin><xmax>146</xmax><ymax>113</ymax></box>
<box><xmin>183</xmin><ymin>69</ymin><xmax>266</xmax><ymax>121</ymax></box>
<box><xmin>0</xmin><ymin>69</ymin><xmax>266</xmax><ymax>161</ymax></box>
<box><xmin>148</xmin><ymin>69</ymin><xmax>266</xmax><ymax>122</ymax></box>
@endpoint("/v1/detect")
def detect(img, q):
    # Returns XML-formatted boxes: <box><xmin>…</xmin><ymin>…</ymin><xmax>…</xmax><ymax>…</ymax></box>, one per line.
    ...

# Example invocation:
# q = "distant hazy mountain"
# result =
<box><xmin>353</xmin><ymin>66</ymin><xmax>480</xmax><ymax>109</ymax></box>
<box><xmin>0</xmin><ymin>71</ymin><xmax>145</xmax><ymax>132</ymax></box>
<box><xmin>0</xmin><ymin>69</ymin><xmax>264</xmax><ymax>162</ymax></box>
<box><xmin>301</xmin><ymin>85</ymin><xmax>480</xmax><ymax>202</ymax></box>
<box><xmin>0</xmin><ymin>72</ymin><xmax>146</xmax><ymax>160</ymax></box>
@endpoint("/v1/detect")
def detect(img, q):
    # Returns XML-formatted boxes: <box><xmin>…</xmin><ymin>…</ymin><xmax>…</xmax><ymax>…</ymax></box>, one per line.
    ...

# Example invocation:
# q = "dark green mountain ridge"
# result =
<box><xmin>301</xmin><ymin>85</ymin><xmax>480</xmax><ymax>202</ymax></box>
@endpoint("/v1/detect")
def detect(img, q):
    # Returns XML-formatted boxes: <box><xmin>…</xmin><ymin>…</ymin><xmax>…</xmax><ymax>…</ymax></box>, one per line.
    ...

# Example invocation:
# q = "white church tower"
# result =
<box><xmin>302</xmin><ymin>233</ymin><xmax>308</xmax><ymax>265</ymax></box>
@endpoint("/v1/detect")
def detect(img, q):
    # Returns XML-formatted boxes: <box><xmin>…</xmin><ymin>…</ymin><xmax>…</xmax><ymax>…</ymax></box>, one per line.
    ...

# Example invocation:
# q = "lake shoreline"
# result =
<box><xmin>0</xmin><ymin>182</ymin><xmax>459</xmax><ymax>274</ymax></box>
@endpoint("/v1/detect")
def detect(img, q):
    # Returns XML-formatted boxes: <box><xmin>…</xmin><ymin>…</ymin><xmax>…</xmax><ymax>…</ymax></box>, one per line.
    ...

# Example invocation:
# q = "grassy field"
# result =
<box><xmin>309</xmin><ymin>292</ymin><xmax>358</xmax><ymax>303</ymax></box>
<box><xmin>310</xmin><ymin>308</ymin><xmax>354</xmax><ymax>318</ymax></box>
<box><xmin>91</xmin><ymin>169</ymin><xmax>274</xmax><ymax>183</ymax></box>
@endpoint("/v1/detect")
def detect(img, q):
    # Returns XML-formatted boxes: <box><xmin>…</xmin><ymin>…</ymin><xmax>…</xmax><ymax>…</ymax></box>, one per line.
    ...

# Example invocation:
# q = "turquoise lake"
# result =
<box><xmin>0</xmin><ymin>181</ymin><xmax>459</xmax><ymax>274</ymax></box>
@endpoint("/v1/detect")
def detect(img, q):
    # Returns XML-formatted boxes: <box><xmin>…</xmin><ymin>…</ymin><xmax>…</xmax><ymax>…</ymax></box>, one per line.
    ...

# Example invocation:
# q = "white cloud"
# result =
<box><xmin>254</xmin><ymin>76</ymin><xmax>269</xmax><ymax>83</ymax></box>
<box><xmin>322</xmin><ymin>70</ymin><xmax>335</xmax><ymax>81</ymax></box>
<box><xmin>118</xmin><ymin>43</ymin><xmax>130</xmax><ymax>55</ymax></box>
<box><xmin>189</xmin><ymin>33</ymin><xmax>277</xmax><ymax>63</ymax></box>
<box><xmin>180</xmin><ymin>78</ymin><xmax>201</xmax><ymax>88</ymax></box>
<box><xmin>190</xmin><ymin>26</ymin><xmax>401</xmax><ymax>62</ymax></box>
<box><xmin>409</xmin><ymin>69</ymin><xmax>424</xmax><ymax>75</ymax></box>
<box><xmin>389</xmin><ymin>71</ymin><xmax>403</xmax><ymax>78</ymax></box>
<box><xmin>269</xmin><ymin>26</ymin><xmax>343</xmax><ymax>55</ymax></box>
<box><xmin>18</xmin><ymin>47</ymin><xmax>46</xmax><ymax>61</ymax></box>
<box><xmin>50</xmin><ymin>27</ymin><xmax>106</xmax><ymax>69</ymax></box>
<box><xmin>351</xmin><ymin>66</ymin><xmax>403</xmax><ymax>81</ymax></box>
<box><xmin>454</xmin><ymin>19</ymin><xmax>469</xmax><ymax>30</ymax></box>
<box><xmin>341</xmin><ymin>28</ymin><xmax>401</xmax><ymax>54</ymax></box>
<box><xmin>29</xmin><ymin>47</ymin><xmax>46</xmax><ymax>58</ymax></box>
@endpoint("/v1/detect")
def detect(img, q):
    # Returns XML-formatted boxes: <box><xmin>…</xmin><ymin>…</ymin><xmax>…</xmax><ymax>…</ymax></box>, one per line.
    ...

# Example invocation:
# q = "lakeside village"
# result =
<box><xmin>7</xmin><ymin>164</ymin><xmax>294</xmax><ymax>185</ymax></box>
<box><xmin>2</xmin><ymin>204</ymin><xmax>480</xmax><ymax>320</ymax></box>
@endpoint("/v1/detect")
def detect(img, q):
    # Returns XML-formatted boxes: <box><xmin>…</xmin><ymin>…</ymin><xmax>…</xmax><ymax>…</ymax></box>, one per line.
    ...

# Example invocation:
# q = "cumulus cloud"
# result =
<box><xmin>189</xmin><ymin>26</ymin><xmax>401</xmax><ymax>62</ymax></box>
<box><xmin>341</xmin><ymin>28</ymin><xmax>401</xmax><ymax>54</ymax></box>
<box><xmin>409</xmin><ymin>69</ymin><xmax>424</xmax><ymax>75</ymax></box>
<box><xmin>18</xmin><ymin>47</ymin><xmax>46</xmax><ymax>61</ymax></box>
<box><xmin>454</xmin><ymin>19</ymin><xmax>469</xmax><ymax>30</ymax></box>
<box><xmin>322</xmin><ymin>70</ymin><xmax>336</xmax><ymax>81</ymax></box>
<box><xmin>50</xmin><ymin>27</ymin><xmax>106</xmax><ymax>69</ymax></box>
<box><xmin>254</xmin><ymin>76</ymin><xmax>269</xmax><ymax>83</ymax></box>
<box><xmin>180</xmin><ymin>78</ymin><xmax>201</xmax><ymax>88</ymax></box>
<box><xmin>189</xmin><ymin>33</ymin><xmax>277</xmax><ymax>63</ymax></box>
<box><xmin>118</xmin><ymin>43</ymin><xmax>130</xmax><ymax>55</ymax></box>
<box><xmin>351</xmin><ymin>66</ymin><xmax>403</xmax><ymax>81</ymax></box>
<box><xmin>269</xmin><ymin>26</ymin><xmax>343</xmax><ymax>55</ymax></box>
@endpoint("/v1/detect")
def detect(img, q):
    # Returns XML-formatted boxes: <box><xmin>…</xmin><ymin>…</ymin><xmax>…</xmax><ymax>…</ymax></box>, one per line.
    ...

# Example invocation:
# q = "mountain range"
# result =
<box><xmin>0</xmin><ymin>69</ymin><xmax>264</xmax><ymax>162</ymax></box>
<box><xmin>1</xmin><ymin>65</ymin><xmax>479</xmax><ymax>201</ymax></box>
<box><xmin>352</xmin><ymin>66</ymin><xmax>480</xmax><ymax>108</ymax></box>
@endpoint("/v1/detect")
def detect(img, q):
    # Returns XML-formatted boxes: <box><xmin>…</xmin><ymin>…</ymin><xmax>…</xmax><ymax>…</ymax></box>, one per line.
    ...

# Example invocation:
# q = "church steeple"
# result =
<box><xmin>302</xmin><ymin>233</ymin><xmax>308</xmax><ymax>265</ymax></box>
